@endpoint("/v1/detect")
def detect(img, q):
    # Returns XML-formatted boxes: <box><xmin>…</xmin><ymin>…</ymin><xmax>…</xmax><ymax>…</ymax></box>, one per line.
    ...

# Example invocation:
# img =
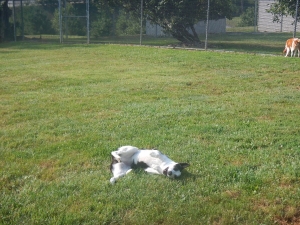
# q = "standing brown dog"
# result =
<box><xmin>283</xmin><ymin>38</ymin><xmax>300</xmax><ymax>57</ymax></box>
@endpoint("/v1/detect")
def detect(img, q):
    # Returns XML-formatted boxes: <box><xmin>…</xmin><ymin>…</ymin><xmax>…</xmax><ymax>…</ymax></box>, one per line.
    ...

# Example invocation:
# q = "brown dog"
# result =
<box><xmin>283</xmin><ymin>38</ymin><xmax>300</xmax><ymax>57</ymax></box>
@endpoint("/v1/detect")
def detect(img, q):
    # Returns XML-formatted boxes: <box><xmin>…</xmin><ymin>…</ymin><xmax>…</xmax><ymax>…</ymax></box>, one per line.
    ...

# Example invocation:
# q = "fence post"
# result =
<box><xmin>13</xmin><ymin>0</ymin><xmax>16</xmax><ymax>41</ymax></box>
<box><xmin>87</xmin><ymin>0</ymin><xmax>89</xmax><ymax>44</ymax></box>
<box><xmin>294</xmin><ymin>0</ymin><xmax>299</xmax><ymax>37</ymax></box>
<box><xmin>21</xmin><ymin>0</ymin><xmax>24</xmax><ymax>40</ymax></box>
<box><xmin>140</xmin><ymin>0</ymin><xmax>143</xmax><ymax>45</ymax></box>
<box><xmin>64</xmin><ymin>0</ymin><xmax>68</xmax><ymax>40</ymax></box>
<box><xmin>205</xmin><ymin>0</ymin><xmax>210</xmax><ymax>50</ymax></box>
<box><xmin>58</xmin><ymin>0</ymin><xmax>63</xmax><ymax>43</ymax></box>
<box><xmin>254</xmin><ymin>0</ymin><xmax>257</xmax><ymax>32</ymax></box>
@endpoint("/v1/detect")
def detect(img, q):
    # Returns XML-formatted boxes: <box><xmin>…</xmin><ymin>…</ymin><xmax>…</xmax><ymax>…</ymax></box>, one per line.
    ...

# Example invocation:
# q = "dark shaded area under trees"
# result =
<box><xmin>97</xmin><ymin>0</ymin><xmax>233</xmax><ymax>46</ymax></box>
<box><xmin>0</xmin><ymin>0</ymin><xmax>12</xmax><ymax>40</ymax></box>
<box><xmin>1</xmin><ymin>0</ymin><xmax>262</xmax><ymax>45</ymax></box>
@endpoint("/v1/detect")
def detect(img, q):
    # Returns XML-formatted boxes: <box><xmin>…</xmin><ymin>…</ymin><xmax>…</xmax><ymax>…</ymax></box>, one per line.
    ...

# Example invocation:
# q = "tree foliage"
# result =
<box><xmin>0</xmin><ymin>0</ymin><xmax>12</xmax><ymax>40</ymax></box>
<box><xmin>24</xmin><ymin>6</ymin><xmax>54</xmax><ymax>37</ymax></box>
<box><xmin>52</xmin><ymin>3</ymin><xmax>88</xmax><ymax>36</ymax></box>
<box><xmin>90</xmin><ymin>3</ymin><xmax>114</xmax><ymax>37</ymax></box>
<box><xmin>267</xmin><ymin>0</ymin><xmax>300</xmax><ymax>23</ymax></box>
<box><xmin>238</xmin><ymin>7</ymin><xmax>257</xmax><ymax>27</ymax></box>
<box><xmin>91</xmin><ymin>1</ymin><xmax>140</xmax><ymax>37</ymax></box>
<box><xmin>1</xmin><ymin>0</ymin><xmax>235</xmax><ymax>43</ymax></box>
<box><xmin>98</xmin><ymin>0</ymin><xmax>233</xmax><ymax>45</ymax></box>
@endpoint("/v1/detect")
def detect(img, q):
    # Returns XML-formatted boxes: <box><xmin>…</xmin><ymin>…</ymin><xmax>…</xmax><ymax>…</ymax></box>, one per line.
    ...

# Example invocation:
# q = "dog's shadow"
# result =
<box><xmin>175</xmin><ymin>170</ymin><xmax>198</xmax><ymax>183</ymax></box>
<box><xmin>133</xmin><ymin>168</ymin><xmax>198</xmax><ymax>183</ymax></box>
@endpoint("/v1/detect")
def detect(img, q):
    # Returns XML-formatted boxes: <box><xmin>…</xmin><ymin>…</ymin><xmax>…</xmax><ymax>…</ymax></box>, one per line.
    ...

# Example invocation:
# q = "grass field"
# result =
<box><xmin>1</xmin><ymin>40</ymin><xmax>300</xmax><ymax>224</ymax></box>
<box><xmin>27</xmin><ymin>31</ymin><xmax>293</xmax><ymax>55</ymax></box>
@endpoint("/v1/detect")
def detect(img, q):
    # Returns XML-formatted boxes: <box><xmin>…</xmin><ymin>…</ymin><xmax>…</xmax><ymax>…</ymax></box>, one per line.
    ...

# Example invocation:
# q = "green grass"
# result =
<box><xmin>27</xmin><ymin>31</ymin><xmax>293</xmax><ymax>55</ymax></box>
<box><xmin>1</xmin><ymin>42</ymin><xmax>300</xmax><ymax>224</ymax></box>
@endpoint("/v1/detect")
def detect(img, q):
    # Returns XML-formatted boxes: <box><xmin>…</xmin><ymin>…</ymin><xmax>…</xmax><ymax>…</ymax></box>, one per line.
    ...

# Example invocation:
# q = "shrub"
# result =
<box><xmin>52</xmin><ymin>3</ymin><xmax>86</xmax><ymax>36</ymax></box>
<box><xmin>238</xmin><ymin>7</ymin><xmax>257</xmax><ymax>27</ymax></box>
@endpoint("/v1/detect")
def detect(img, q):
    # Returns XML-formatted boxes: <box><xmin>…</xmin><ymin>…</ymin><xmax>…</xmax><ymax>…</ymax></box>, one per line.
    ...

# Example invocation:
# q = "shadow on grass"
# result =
<box><xmin>0</xmin><ymin>32</ymin><xmax>292</xmax><ymax>55</ymax></box>
<box><xmin>176</xmin><ymin>170</ymin><xmax>199</xmax><ymax>183</ymax></box>
<box><xmin>213</xmin><ymin>42</ymin><xmax>284</xmax><ymax>55</ymax></box>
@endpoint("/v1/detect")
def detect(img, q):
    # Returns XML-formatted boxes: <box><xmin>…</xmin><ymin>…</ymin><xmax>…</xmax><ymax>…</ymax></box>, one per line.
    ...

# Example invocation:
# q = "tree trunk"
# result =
<box><xmin>241</xmin><ymin>0</ymin><xmax>244</xmax><ymax>13</ymax></box>
<box><xmin>168</xmin><ymin>24</ymin><xmax>200</xmax><ymax>46</ymax></box>
<box><xmin>190</xmin><ymin>24</ymin><xmax>201</xmax><ymax>46</ymax></box>
<box><xmin>171</xmin><ymin>26</ymin><xmax>200</xmax><ymax>45</ymax></box>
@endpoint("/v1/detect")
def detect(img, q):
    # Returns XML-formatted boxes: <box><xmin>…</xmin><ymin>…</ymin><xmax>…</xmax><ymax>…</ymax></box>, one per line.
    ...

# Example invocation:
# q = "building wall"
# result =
<box><xmin>258</xmin><ymin>0</ymin><xmax>300</xmax><ymax>32</ymax></box>
<box><xmin>146</xmin><ymin>18</ymin><xmax>226</xmax><ymax>37</ymax></box>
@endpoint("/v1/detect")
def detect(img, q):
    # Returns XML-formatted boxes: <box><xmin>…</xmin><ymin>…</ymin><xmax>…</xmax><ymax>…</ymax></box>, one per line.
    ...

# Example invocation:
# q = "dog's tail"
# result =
<box><xmin>283</xmin><ymin>48</ymin><xmax>287</xmax><ymax>55</ymax></box>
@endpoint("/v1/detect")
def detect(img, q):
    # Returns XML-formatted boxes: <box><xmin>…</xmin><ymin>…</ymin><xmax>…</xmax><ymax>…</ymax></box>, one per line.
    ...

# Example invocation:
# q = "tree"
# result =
<box><xmin>267</xmin><ymin>0</ymin><xmax>300</xmax><ymax>23</ymax></box>
<box><xmin>52</xmin><ymin>3</ymin><xmax>87</xmax><ymax>36</ymax></box>
<box><xmin>238</xmin><ymin>7</ymin><xmax>256</xmax><ymax>27</ymax></box>
<box><xmin>134</xmin><ymin>0</ymin><xmax>233</xmax><ymax>46</ymax></box>
<box><xmin>35</xmin><ymin>0</ymin><xmax>59</xmax><ymax>13</ymax></box>
<box><xmin>0</xmin><ymin>0</ymin><xmax>12</xmax><ymax>40</ymax></box>
<box><xmin>98</xmin><ymin>0</ymin><xmax>233</xmax><ymax>46</ymax></box>
<box><xmin>90</xmin><ymin>2</ymin><xmax>115</xmax><ymax>37</ymax></box>
<box><xmin>92</xmin><ymin>0</ymin><xmax>141</xmax><ymax>37</ymax></box>
<box><xmin>23</xmin><ymin>6</ymin><xmax>54</xmax><ymax>37</ymax></box>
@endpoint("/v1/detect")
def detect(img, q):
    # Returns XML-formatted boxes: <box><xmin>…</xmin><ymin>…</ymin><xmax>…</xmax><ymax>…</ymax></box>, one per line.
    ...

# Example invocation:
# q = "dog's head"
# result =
<box><xmin>163</xmin><ymin>163</ymin><xmax>190</xmax><ymax>178</ymax></box>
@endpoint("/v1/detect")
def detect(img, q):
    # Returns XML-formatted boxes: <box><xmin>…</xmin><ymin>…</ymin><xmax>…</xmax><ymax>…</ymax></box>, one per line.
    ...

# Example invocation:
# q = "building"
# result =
<box><xmin>258</xmin><ymin>0</ymin><xmax>300</xmax><ymax>32</ymax></box>
<box><xmin>146</xmin><ymin>18</ymin><xmax>226</xmax><ymax>37</ymax></box>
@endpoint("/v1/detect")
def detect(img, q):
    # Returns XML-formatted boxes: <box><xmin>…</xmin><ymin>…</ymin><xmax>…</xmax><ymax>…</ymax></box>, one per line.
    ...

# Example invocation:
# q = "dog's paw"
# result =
<box><xmin>111</xmin><ymin>151</ymin><xmax>122</xmax><ymax>162</ymax></box>
<box><xmin>110</xmin><ymin>177</ymin><xmax>116</xmax><ymax>184</ymax></box>
<box><xmin>126</xmin><ymin>169</ymin><xmax>133</xmax><ymax>174</ymax></box>
<box><xmin>114</xmin><ymin>155</ymin><xmax>121</xmax><ymax>163</ymax></box>
<box><xmin>145</xmin><ymin>167</ymin><xmax>160</xmax><ymax>175</ymax></box>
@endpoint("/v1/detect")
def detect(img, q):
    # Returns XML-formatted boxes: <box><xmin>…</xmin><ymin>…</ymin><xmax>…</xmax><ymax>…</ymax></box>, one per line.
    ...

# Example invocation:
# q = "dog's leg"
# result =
<box><xmin>110</xmin><ymin>174</ymin><xmax>124</xmax><ymax>184</ymax></box>
<box><xmin>111</xmin><ymin>151</ymin><xmax>121</xmax><ymax>162</ymax></box>
<box><xmin>111</xmin><ymin>146</ymin><xmax>139</xmax><ymax>163</ymax></box>
<box><xmin>291</xmin><ymin>45</ymin><xmax>296</xmax><ymax>57</ymax></box>
<box><xmin>144</xmin><ymin>167</ymin><xmax>161</xmax><ymax>175</ymax></box>
<box><xmin>110</xmin><ymin>161</ymin><xmax>133</xmax><ymax>184</ymax></box>
<box><xmin>145</xmin><ymin>164</ymin><xmax>163</xmax><ymax>175</ymax></box>
<box><xmin>110</xmin><ymin>176</ymin><xmax>120</xmax><ymax>184</ymax></box>
<box><xmin>110</xmin><ymin>168</ymin><xmax>133</xmax><ymax>184</ymax></box>
<box><xmin>285</xmin><ymin>49</ymin><xmax>289</xmax><ymax>57</ymax></box>
<box><xmin>149</xmin><ymin>150</ymin><xmax>161</xmax><ymax>158</ymax></box>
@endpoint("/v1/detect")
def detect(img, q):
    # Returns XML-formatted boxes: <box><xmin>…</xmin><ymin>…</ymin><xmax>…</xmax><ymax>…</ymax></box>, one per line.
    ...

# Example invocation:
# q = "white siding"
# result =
<box><xmin>146</xmin><ymin>18</ymin><xmax>226</xmax><ymax>37</ymax></box>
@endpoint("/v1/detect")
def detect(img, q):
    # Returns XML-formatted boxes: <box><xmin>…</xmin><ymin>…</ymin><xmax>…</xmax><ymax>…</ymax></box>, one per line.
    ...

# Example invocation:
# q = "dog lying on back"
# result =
<box><xmin>110</xmin><ymin>146</ymin><xmax>190</xmax><ymax>184</ymax></box>
<box><xmin>283</xmin><ymin>38</ymin><xmax>300</xmax><ymax>57</ymax></box>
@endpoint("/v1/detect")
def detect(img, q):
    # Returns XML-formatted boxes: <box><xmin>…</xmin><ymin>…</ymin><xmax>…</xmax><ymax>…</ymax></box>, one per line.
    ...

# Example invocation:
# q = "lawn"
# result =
<box><xmin>1</xmin><ymin>42</ymin><xmax>300</xmax><ymax>224</ymax></box>
<box><xmin>28</xmin><ymin>31</ymin><xmax>293</xmax><ymax>55</ymax></box>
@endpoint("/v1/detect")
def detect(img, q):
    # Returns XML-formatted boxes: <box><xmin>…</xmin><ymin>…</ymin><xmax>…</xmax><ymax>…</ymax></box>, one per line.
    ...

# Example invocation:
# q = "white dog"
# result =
<box><xmin>110</xmin><ymin>146</ymin><xmax>190</xmax><ymax>184</ymax></box>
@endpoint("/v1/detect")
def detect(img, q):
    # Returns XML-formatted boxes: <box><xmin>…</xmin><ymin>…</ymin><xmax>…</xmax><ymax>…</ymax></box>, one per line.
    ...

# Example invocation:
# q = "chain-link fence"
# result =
<box><xmin>1</xmin><ymin>0</ymin><xmax>300</xmax><ymax>50</ymax></box>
